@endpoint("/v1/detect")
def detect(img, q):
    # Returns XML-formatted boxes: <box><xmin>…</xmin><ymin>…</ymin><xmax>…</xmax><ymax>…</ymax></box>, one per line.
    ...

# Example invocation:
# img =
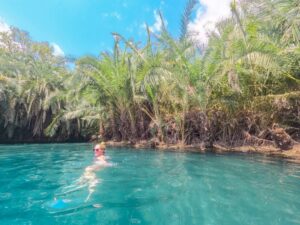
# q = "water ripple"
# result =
<box><xmin>0</xmin><ymin>144</ymin><xmax>300</xmax><ymax>225</ymax></box>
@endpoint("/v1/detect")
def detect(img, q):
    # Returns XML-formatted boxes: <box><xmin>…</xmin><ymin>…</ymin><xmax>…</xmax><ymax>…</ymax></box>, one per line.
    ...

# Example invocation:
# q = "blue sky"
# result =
<box><xmin>0</xmin><ymin>0</ymin><xmax>190</xmax><ymax>57</ymax></box>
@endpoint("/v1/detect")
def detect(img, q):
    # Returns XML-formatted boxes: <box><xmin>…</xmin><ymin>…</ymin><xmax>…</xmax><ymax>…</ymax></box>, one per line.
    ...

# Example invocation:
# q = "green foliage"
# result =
<box><xmin>0</xmin><ymin>0</ymin><xmax>299</xmax><ymax>143</ymax></box>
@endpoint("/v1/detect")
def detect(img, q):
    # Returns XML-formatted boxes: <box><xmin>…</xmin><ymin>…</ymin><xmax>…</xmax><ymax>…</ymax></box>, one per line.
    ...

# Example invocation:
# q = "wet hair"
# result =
<box><xmin>99</xmin><ymin>142</ymin><xmax>106</xmax><ymax>149</ymax></box>
<box><xmin>93</xmin><ymin>142</ymin><xmax>106</xmax><ymax>153</ymax></box>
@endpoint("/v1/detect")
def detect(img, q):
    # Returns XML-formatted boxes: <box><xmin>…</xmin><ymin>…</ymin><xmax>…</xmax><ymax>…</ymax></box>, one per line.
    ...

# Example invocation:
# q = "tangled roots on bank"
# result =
<box><xmin>97</xmin><ymin>93</ymin><xmax>300</xmax><ymax>150</ymax></box>
<box><xmin>99</xmin><ymin>110</ymin><xmax>298</xmax><ymax>150</ymax></box>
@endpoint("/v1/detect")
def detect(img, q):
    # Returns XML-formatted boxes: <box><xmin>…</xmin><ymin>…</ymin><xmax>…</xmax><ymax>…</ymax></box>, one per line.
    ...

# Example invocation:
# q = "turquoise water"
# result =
<box><xmin>0</xmin><ymin>144</ymin><xmax>300</xmax><ymax>225</ymax></box>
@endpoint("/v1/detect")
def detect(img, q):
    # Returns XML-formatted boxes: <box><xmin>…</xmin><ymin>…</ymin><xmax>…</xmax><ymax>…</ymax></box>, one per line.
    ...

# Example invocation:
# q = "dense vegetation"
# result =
<box><xmin>0</xmin><ymin>0</ymin><xmax>299</xmax><ymax>146</ymax></box>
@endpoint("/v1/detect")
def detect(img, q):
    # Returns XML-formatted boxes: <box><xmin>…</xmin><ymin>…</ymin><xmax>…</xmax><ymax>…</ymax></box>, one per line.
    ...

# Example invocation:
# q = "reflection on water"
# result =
<box><xmin>0</xmin><ymin>144</ymin><xmax>300</xmax><ymax>225</ymax></box>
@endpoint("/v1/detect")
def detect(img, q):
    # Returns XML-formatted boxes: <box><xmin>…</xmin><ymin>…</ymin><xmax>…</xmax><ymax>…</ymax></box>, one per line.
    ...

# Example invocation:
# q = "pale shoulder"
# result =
<box><xmin>97</xmin><ymin>155</ymin><xmax>106</xmax><ymax>161</ymax></box>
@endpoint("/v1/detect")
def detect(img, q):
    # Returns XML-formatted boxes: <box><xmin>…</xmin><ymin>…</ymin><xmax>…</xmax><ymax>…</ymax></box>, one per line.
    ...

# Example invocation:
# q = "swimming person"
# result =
<box><xmin>81</xmin><ymin>142</ymin><xmax>109</xmax><ymax>201</ymax></box>
<box><xmin>93</xmin><ymin>142</ymin><xmax>108</xmax><ymax>165</ymax></box>
<box><xmin>56</xmin><ymin>142</ymin><xmax>110</xmax><ymax>203</ymax></box>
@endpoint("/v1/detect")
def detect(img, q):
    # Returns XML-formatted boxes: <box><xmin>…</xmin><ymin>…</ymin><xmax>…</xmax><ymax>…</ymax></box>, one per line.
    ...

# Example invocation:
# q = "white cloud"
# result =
<box><xmin>0</xmin><ymin>20</ymin><xmax>65</xmax><ymax>56</ymax></box>
<box><xmin>51</xmin><ymin>43</ymin><xmax>65</xmax><ymax>57</ymax></box>
<box><xmin>0</xmin><ymin>20</ymin><xmax>12</xmax><ymax>49</ymax></box>
<box><xmin>149</xmin><ymin>10</ymin><xmax>168</xmax><ymax>33</ymax></box>
<box><xmin>0</xmin><ymin>20</ymin><xmax>11</xmax><ymax>33</ymax></box>
<box><xmin>188</xmin><ymin>0</ymin><xmax>232</xmax><ymax>44</ymax></box>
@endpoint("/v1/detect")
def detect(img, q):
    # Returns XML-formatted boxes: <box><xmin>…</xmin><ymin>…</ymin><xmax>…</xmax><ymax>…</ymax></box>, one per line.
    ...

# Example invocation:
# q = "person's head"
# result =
<box><xmin>94</xmin><ymin>142</ymin><xmax>106</xmax><ymax>156</ymax></box>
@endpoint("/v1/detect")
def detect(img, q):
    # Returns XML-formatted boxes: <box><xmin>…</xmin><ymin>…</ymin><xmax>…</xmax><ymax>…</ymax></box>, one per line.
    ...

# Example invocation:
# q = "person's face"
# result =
<box><xmin>94</xmin><ymin>147</ymin><xmax>105</xmax><ymax>156</ymax></box>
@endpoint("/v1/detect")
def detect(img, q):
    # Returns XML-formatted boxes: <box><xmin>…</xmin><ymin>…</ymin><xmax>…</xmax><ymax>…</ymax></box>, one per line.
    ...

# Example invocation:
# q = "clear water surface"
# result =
<box><xmin>0</xmin><ymin>144</ymin><xmax>300</xmax><ymax>225</ymax></box>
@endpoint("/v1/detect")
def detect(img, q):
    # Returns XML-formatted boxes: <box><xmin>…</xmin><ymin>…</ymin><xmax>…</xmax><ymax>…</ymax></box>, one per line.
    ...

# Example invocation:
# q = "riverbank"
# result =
<box><xmin>105</xmin><ymin>140</ymin><xmax>300</xmax><ymax>163</ymax></box>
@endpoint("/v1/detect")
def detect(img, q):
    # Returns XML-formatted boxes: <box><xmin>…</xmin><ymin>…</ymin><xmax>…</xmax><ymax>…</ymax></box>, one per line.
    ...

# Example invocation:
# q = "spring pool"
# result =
<box><xmin>0</xmin><ymin>144</ymin><xmax>300</xmax><ymax>225</ymax></box>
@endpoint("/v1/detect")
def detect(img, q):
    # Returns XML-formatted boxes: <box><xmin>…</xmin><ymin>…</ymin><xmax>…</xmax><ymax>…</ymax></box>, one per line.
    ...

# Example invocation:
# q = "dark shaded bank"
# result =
<box><xmin>91</xmin><ymin>92</ymin><xmax>300</xmax><ymax>151</ymax></box>
<box><xmin>0</xmin><ymin>137</ymin><xmax>88</xmax><ymax>144</ymax></box>
<box><xmin>1</xmin><ymin>93</ymin><xmax>299</xmax><ymax>163</ymax></box>
<box><xmin>2</xmin><ymin>92</ymin><xmax>299</xmax><ymax>158</ymax></box>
